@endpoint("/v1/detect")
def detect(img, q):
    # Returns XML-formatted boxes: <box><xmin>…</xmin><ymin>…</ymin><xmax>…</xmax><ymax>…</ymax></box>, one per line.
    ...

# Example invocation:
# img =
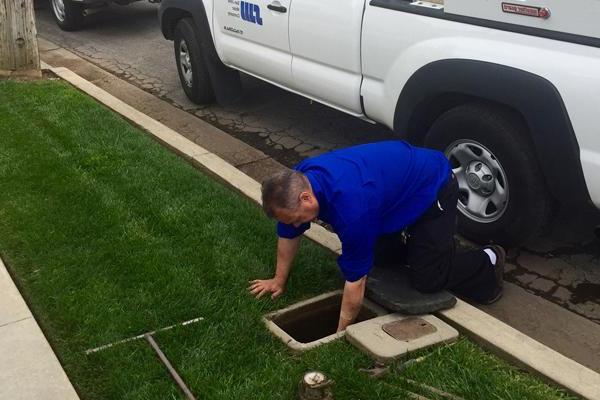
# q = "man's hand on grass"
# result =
<box><xmin>248</xmin><ymin>278</ymin><xmax>286</xmax><ymax>299</ymax></box>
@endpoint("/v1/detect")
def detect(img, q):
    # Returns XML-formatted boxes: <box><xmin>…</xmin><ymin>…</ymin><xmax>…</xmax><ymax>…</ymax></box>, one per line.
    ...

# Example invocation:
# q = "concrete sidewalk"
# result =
<box><xmin>0</xmin><ymin>257</ymin><xmax>79</xmax><ymax>400</ymax></box>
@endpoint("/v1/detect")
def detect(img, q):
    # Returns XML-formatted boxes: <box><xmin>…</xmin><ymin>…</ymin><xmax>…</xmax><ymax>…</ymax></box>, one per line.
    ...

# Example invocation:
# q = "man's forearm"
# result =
<box><xmin>337</xmin><ymin>276</ymin><xmax>366</xmax><ymax>332</ymax></box>
<box><xmin>273</xmin><ymin>236</ymin><xmax>301</xmax><ymax>284</ymax></box>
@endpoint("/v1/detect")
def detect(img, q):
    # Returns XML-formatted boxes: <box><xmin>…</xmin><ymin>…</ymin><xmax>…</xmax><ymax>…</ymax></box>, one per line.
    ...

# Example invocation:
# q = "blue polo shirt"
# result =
<box><xmin>277</xmin><ymin>141</ymin><xmax>451</xmax><ymax>282</ymax></box>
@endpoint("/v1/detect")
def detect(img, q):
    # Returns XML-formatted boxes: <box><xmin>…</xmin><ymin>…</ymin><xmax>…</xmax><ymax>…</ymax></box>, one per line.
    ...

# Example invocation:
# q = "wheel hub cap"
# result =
<box><xmin>466</xmin><ymin>161</ymin><xmax>495</xmax><ymax>196</ymax></box>
<box><xmin>52</xmin><ymin>0</ymin><xmax>66</xmax><ymax>22</ymax></box>
<box><xmin>179</xmin><ymin>41</ymin><xmax>193</xmax><ymax>87</ymax></box>
<box><xmin>445</xmin><ymin>140</ymin><xmax>509</xmax><ymax>223</ymax></box>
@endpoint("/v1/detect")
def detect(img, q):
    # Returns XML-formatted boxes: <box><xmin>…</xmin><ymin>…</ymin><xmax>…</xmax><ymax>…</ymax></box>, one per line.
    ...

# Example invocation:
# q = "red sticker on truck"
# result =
<box><xmin>501</xmin><ymin>3</ymin><xmax>551</xmax><ymax>19</ymax></box>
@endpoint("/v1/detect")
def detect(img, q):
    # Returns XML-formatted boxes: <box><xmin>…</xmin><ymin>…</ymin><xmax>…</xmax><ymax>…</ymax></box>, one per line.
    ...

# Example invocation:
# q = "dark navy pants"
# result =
<box><xmin>374</xmin><ymin>175</ymin><xmax>499</xmax><ymax>304</ymax></box>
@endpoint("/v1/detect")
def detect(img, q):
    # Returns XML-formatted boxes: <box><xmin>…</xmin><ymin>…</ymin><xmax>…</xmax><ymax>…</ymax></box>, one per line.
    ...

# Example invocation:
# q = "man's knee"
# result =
<box><xmin>409</xmin><ymin>265</ymin><xmax>448</xmax><ymax>293</ymax></box>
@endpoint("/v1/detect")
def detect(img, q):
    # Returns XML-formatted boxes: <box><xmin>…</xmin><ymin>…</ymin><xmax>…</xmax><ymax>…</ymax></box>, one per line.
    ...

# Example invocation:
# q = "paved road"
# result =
<box><xmin>35</xmin><ymin>0</ymin><xmax>600</xmax><ymax>323</ymax></box>
<box><xmin>34</xmin><ymin>0</ymin><xmax>394</xmax><ymax>166</ymax></box>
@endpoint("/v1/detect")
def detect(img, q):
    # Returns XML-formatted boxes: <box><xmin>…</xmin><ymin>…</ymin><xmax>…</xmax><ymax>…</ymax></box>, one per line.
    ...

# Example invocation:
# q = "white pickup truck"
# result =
<box><xmin>158</xmin><ymin>0</ymin><xmax>600</xmax><ymax>246</ymax></box>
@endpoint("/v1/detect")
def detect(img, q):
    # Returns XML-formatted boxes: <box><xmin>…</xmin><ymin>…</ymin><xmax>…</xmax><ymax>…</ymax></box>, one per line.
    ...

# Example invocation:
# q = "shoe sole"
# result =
<box><xmin>481</xmin><ymin>287</ymin><xmax>504</xmax><ymax>305</ymax></box>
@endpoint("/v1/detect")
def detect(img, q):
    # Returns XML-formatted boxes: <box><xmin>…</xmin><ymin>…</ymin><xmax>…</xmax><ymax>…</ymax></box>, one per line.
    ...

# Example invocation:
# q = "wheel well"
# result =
<box><xmin>161</xmin><ymin>8</ymin><xmax>193</xmax><ymax>40</ymax></box>
<box><xmin>404</xmin><ymin>92</ymin><xmax>471</xmax><ymax>145</ymax></box>
<box><xmin>416</xmin><ymin>95</ymin><xmax>566</xmax><ymax>233</ymax></box>
<box><xmin>161</xmin><ymin>3</ymin><xmax>243</xmax><ymax>104</ymax></box>
<box><xmin>405</xmin><ymin>94</ymin><xmax>529</xmax><ymax>147</ymax></box>
<box><xmin>393</xmin><ymin>59</ymin><xmax>591</xmax><ymax>208</ymax></box>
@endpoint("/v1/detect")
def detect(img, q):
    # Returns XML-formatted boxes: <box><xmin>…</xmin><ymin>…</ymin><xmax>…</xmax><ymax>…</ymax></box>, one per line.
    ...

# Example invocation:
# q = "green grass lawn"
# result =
<box><xmin>0</xmin><ymin>80</ymin><xmax>577</xmax><ymax>400</ymax></box>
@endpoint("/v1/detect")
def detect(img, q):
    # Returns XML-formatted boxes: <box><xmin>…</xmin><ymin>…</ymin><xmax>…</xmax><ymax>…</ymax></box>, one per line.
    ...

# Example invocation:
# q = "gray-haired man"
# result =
<box><xmin>249</xmin><ymin>141</ymin><xmax>504</xmax><ymax>332</ymax></box>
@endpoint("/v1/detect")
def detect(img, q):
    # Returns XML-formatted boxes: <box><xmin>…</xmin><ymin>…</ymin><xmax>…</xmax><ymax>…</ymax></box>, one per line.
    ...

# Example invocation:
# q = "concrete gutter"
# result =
<box><xmin>44</xmin><ymin>63</ymin><xmax>600</xmax><ymax>400</ymax></box>
<box><xmin>0</xmin><ymin>256</ymin><xmax>80</xmax><ymax>400</ymax></box>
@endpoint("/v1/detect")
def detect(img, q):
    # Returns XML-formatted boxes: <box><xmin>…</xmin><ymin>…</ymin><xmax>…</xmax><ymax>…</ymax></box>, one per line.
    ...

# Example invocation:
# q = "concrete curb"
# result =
<box><xmin>0</xmin><ymin>257</ymin><xmax>80</xmax><ymax>400</ymax></box>
<box><xmin>438</xmin><ymin>299</ymin><xmax>599</xmax><ymax>399</ymax></box>
<box><xmin>46</xmin><ymin>65</ymin><xmax>600</xmax><ymax>399</ymax></box>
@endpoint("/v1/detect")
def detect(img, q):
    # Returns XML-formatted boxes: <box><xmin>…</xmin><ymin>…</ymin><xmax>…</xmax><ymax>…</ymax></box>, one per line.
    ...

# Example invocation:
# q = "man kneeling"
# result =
<box><xmin>249</xmin><ymin>141</ymin><xmax>504</xmax><ymax>332</ymax></box>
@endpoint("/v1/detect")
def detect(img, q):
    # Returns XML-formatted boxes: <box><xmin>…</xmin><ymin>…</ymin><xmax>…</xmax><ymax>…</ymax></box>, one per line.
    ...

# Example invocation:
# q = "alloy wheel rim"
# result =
<box><xmin>445</xmin><ymin>140</ymin><xmax>509</xmax><ymax>223</ymax></box>
<box><xmin>52</xmin><ymin>0</ymin><xmax>66</xmax><ymax>22</ymax></box>
<box><xmin>179</xmin><ymin>40</ymin><xmax>193</xmax><ymax>87</ymax></box>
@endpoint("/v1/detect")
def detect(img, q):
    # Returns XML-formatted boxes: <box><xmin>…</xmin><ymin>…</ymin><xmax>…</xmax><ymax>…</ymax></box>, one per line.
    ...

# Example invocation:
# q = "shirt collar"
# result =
<box><xmin>305</xmin><ymin>171</ymin><xmax>327</xmax><ymax>219</ymax></box>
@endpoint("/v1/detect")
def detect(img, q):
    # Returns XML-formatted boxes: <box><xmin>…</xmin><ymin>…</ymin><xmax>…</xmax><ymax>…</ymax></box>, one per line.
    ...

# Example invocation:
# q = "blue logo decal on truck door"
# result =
<box><xmin>241</xmin><ymin>1</ymin><xmax>263</xmax><ymax>25</ymax></box>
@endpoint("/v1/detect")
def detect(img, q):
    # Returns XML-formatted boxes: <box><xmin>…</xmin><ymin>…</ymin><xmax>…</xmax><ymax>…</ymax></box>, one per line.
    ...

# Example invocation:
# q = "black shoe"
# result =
<box><xmin>481</xmin><ymin>286</ymin><xmax>504</xmax><ymax>305</ymax></box>
<box><xmin>484</xmin><ymin>244</ymin><xmax>505</xmax><ymax>289</ymax></box>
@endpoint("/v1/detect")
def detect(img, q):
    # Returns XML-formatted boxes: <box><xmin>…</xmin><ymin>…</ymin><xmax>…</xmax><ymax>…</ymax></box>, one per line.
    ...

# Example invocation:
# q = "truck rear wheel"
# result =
<box><xmin>424</xmin><ymin>103</ymin><xmax>551</xmax><ymax>246</ymax></box>
<box><xmin>51</xmin><ymin>0</ymin><xmax>85</xmax><ymax>31</ymax></box>
<box><xmin>173</xmin><ymin>18</ymin><xmax>215</xmax><ymax>104</ymax></box>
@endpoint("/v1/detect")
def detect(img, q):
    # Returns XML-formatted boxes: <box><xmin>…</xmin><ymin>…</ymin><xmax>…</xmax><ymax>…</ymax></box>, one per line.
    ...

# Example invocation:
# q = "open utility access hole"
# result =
<box><xmin>271</xmin><ymin>292</ymin><xmax>381</xmax><ymax>344</ymax></box>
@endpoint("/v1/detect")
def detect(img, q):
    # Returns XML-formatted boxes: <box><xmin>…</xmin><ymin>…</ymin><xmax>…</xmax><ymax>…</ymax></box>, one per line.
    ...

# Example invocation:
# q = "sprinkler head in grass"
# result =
<box><xmin>298</xmin><ymin>371</ymin><xmax>334</xmax><ymax>400</ymax></box>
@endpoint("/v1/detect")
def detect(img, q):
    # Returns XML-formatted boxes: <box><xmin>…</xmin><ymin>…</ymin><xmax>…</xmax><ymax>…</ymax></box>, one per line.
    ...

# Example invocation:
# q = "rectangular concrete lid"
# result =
<box><xmin>346</xmin><ymin>313</ymin><xmax>459</xmax><ymax>362</ymax></box>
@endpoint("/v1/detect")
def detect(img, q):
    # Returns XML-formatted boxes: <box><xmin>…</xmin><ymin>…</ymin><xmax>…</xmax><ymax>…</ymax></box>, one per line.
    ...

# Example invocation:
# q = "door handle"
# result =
<box><xmin>267</xmin><ymin>3</ymin><xmax>287</xmax><ymax>12</ymax></box>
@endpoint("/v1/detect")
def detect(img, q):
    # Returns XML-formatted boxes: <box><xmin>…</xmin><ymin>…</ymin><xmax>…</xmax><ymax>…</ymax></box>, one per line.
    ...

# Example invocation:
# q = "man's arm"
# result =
<box><xmin>249</xmin><ymin>236</ymin><xmax>301</xmax><ymax>299</ymax></box>
<box><xmin>336</xmin><ymin>275</ymin><xmax>366</xmax><ymax>332</ymax></box>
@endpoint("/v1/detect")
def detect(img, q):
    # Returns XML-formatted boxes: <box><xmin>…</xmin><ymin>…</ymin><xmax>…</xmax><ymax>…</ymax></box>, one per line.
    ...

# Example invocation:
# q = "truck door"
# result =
<box><xmin>213</xmin><ymin>0</ymin><xmax>292</xmax><ymax>85</ymax></box>
<box><xmin>289</xmin><ymin>0</ymin><xmax>365</xmax><ymax>115</ymax></box>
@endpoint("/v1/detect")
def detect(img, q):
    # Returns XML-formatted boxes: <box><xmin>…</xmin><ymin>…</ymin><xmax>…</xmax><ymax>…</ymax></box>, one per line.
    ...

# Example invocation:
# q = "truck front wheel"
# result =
<box><xmin>424</xmin><ymin>103</ymin><xmax>551</xmax><ymax>246</ymax></box>
<box><xmin>51</xmin><ymin>0</ymin><xmax>85</xmax><ymax>31</ymax></box>
<box><xmin>173</xmin><ymin>18</ymin><xmax>215</xmax><ymax>104</ymax></box>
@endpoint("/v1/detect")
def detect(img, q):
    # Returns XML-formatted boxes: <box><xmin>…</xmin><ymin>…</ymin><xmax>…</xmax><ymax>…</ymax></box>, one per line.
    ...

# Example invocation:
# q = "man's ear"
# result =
<box><xmin>299</xmin><ymin>191</ymin><xmax>312</xmax><ymax>203</ymax></box>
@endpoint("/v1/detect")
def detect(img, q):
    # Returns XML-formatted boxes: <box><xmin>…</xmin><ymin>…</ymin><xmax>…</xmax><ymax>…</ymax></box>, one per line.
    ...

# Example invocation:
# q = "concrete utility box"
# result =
<box><xmin>444</xmin><ymin>0</ymin><xmax>600</xmax><ymax>39</ymax></box>
<box><xmin>263</xmin><ymin>291</ymin><xmax>388</xmax><ymax>352</ymax></box>
<box><xmin>346</xmin><ymin>314</ymin><xmax>459</xmax><ymax>363</ymax></box>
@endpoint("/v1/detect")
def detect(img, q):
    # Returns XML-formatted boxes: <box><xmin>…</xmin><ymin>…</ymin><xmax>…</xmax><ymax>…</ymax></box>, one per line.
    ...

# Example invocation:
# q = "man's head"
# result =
<box><xmin>261</xmin><ymin>170</ymin><xmax>319</xmax><ymax>227</ymax></box>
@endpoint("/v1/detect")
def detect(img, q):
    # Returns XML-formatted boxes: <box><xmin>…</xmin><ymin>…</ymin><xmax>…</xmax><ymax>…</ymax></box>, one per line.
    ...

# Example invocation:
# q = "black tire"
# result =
<box><xmin>173</xmin><ymin>18</ymin><xmax>215</xmax><ymax>104</ymax></box>
<box><xmin>51</xmin><ymin>0</ymin><xmax>85</xmax><ymax>31</ymax></box>
<box><xmin>424</xmin><ymin>103</ymin><xmax>551</xmax><ymax>246</ymax></box>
